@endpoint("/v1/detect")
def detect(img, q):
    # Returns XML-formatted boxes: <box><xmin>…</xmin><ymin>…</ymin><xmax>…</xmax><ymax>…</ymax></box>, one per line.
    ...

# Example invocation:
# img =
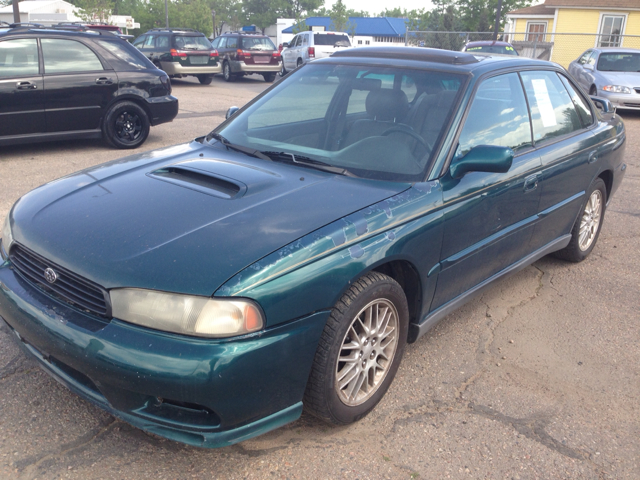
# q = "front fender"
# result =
<box><xmin>216</xmin><ymin>182</ymin><xmax>445</xmax><ymax>327</ymax></box>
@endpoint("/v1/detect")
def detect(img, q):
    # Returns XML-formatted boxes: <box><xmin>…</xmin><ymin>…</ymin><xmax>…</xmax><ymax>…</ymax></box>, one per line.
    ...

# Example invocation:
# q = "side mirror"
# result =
<box><xmin>450</xmin><ymin>145</ymin><xmax>514</xmax><ymax>180</ymax></box>
<box><xmin>590</xmin><ymin>96</ymin><xmax>614</xmax><ymax>113</ymax></box>
<box><xmin>584</xmin><ymin>64</ymin><xmax>594</xmax><ymax>71</ymax></box>
<box><xmin>225</xmin><ymin>106</ymin><xmax>239</xmax><ymax>119</ymax></box>
<box><xmin>282</xmin><ymin>42</ymin><xmax>289</xmax><ymax>48</ymax></box>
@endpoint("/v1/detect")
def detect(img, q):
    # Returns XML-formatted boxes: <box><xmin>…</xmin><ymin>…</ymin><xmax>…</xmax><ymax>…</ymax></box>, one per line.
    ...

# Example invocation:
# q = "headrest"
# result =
<box><xmin>365</xmin><ymin>89</ymin><xmax>409</xmax><ymax>121</ymax></box>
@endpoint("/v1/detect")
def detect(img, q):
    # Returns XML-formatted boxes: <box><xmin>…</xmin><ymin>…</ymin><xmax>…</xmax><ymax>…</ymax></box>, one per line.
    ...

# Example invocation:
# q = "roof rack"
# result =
<box><xmin>148</xmin><ymin>27</ymin><xmax>201</xmax><ymax>33</ymax></box>
<box><xmin>223</xmin><ymin>31</ymin><xmax>264</xmax><ymax>35</ymax></box>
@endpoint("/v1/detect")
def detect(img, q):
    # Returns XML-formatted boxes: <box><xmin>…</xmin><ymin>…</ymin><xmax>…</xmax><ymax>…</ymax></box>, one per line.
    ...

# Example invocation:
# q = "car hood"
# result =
<box><xmin>597</xmin><ymin>71</ymin><xmax>640</xmax><ymax>86</ymax></box>
<box><xmin>11</xmin><ymin>141</ymin><xmax>409</xmax><ymax>296</ymax></box>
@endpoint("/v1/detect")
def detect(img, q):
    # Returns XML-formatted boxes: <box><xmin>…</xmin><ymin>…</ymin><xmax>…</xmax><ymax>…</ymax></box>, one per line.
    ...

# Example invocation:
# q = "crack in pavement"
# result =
<box><xmin>0</xmin><ymin>354</ymin><xmax>29</xmax><ymax>381</ymax></box>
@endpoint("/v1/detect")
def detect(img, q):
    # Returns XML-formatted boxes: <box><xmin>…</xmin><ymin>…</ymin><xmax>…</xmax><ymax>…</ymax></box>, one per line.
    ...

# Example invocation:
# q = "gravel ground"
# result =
<box><xmin>0</xmin><ymin>74</ymin><xmax>638</xmax><ymax>480</ymax></box>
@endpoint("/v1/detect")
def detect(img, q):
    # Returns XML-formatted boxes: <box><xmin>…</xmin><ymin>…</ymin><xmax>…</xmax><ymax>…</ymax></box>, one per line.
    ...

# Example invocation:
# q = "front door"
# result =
<box><xmin>0</xmin><ymin>37</ymin><xmax>45</xmax><ymax>138</ymax></box>
<box><xmin>431</xmin><ymin>72</ymin><xmax>542</xmax><ymax>310</ymax></box>
<box><xmin>41</xmin><ymin>38</ymin><xmax>118</xmax><ymax>133</ymax></box>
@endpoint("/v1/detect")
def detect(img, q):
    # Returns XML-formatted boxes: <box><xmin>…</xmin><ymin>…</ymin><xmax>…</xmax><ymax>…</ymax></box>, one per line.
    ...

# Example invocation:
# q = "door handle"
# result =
<box><xmin>16</xmin><ymin>81</ymin><xmax>37</xmax><ymax>90</ymax></box>
<box><xmin>524</xmin><ymin>173</ymin><xmax>540</xmax><ymax>193</ymax></box>
<box><xmin>95</xmin><ymin>77</ymin><xmax>113</xmax><ymax>85</ymax></box>
<box><xmin>588</xmin><ymin>151</ymin><xmax>598</xmax><ymax>164</ymax></box>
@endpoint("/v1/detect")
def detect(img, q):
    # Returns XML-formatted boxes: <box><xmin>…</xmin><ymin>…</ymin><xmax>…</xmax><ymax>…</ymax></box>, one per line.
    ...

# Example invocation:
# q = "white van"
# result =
<box><xmin>281</xmin><ymin>31</ymin><xmax>351</xmax><ymax>75</ymax></box>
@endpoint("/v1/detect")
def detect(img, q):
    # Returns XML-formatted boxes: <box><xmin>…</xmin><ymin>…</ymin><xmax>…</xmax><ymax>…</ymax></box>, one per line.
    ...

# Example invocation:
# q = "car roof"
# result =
<box><xmin>593</xmin><ymin>47</ymin><xmax>640</xmax><ymax>54</ymax></box>
<box><xmin>465</xmin><ymin>41</ymin><xmax>512</xmax><ymax>47</ymax></box>
<box><xmin>326</xmin><ymin>46</ymin><xmax>552</xmax><ymax>74</ymax></box>
<box><xmin>0</xmin><ymin>25</ymin><xmax>124</xmax><ymax>40</ymax></box>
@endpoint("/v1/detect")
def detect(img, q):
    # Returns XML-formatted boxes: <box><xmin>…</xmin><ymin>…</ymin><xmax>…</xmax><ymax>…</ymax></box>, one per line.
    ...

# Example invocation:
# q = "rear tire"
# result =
<box><xmin>553</xmin><ymin>178</ymin><xmax>606</xmax><ymax>262</ymax></box>
<box><xmin>197</xmin><ymin>74</ymin><xmax>213</xmax><ymax>85</ymax></box>
<box><xmin>223</xmin><ymin>62</ymin><xmax>234</xmax><ymax>82</ymax></box>
<box><xmin>296</xmin><ymin>58</ymin><xmax>303</xmax><ymax>68</ymax></box>
<box><xmin>103</xmin><ymin>101</ymin><xmax>150</xmax><ymax>149</ymax></box>
<box><xmin>303</xmin><ymin>272</ymin><xmax>408</xmax><ymax>425</ymax></box>
<box><xmin>263</xmin><ymin>73</ymin><xmax>276</xmax><ymax>82</ymax></box>
<box><xmin>280</xmin><ymin>62</ymin><xmax>287</xmax><ymax>76</ymax></box>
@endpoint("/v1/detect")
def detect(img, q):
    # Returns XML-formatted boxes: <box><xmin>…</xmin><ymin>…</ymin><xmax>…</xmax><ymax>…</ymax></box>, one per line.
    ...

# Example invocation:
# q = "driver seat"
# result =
<box><xmin>341</xmin><ymin>89</ymin><xmax>409</xmax><ymax>148</ymax></box>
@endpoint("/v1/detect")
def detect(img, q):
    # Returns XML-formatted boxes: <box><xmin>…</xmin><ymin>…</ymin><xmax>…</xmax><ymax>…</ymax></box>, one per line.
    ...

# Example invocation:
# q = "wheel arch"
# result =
<box><xmin>598</xmin><ymin>169</ymin><xmax>613</xmax><ymax>202</ymax></box>
<box><xmin>371</xmin><ymin>259</ymin><xmax>423</xmax><ymax>327</ymax></box>
<box><xmin>102</xmin><ymin>95</ymin><xmax>152</xmax><ymax>130</ymax></box>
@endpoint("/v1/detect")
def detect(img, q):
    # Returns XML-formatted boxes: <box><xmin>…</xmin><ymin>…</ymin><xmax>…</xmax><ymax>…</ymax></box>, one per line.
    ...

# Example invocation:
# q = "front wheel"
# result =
<box><xmin>553</xmin><ymin>178</ymin><xmax>606</xmax><ymax>262</ymax></box>
<box><xmin>197</xmin><ymin>74</ymin><xmax>213</xmax><ymax>85</ymax></box>
<box><xmin>103</xmin><ymin>101</ymin><xmax>150</xmax><ymax>149</ymax></box>
<box><xmin>304</xmin><ymin>272</ymin><xmax>408</xmax><ymax>424</ymax></box>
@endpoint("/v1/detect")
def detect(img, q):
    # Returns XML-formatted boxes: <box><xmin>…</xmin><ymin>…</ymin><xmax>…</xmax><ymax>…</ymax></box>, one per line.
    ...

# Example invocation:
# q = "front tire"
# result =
<box><xmin>197</xmin><ymin>74</ymin><xmax>213</xmax><ymax>85</ymax></box>
<box><xmin>103</xmin><ymin>101</ymin><xmax>150</xmax><ymax>149</ymax></box>
<box><xmin>304</xmin><ymin>272</ymin><xmax>408</xmax><ymax>424</ymax></box>
<box><xmin>553</xmin><ymin>178</ymin><xmax>606</xmax><ymax>262</ymax></box>
<box><xmin>223</xmin><ymin>62</ymin><xmax>234</xmax><ymax>82</ymax></box>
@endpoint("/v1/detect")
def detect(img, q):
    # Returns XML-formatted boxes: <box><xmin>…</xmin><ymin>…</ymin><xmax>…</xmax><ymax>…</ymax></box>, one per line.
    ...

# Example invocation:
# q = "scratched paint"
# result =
<box><xmin>216</xmin><ymin>182</ymin><xmax>441</xmax><ymax>296</ymax></box>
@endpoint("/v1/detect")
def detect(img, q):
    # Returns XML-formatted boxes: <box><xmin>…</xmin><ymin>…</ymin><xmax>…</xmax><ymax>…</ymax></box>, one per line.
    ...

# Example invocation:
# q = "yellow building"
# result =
<box><xmin>505</xmin><ymin>0</ymin><xmax>640</xmax><ymax>67</ymax></box>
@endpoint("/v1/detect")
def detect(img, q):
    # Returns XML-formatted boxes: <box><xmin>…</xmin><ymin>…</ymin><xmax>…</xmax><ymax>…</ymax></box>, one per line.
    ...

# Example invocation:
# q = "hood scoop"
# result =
<box><xmin>148</xmin><ymin>164</ymin><xmax>245</xmax><ymax>199</ymax></box>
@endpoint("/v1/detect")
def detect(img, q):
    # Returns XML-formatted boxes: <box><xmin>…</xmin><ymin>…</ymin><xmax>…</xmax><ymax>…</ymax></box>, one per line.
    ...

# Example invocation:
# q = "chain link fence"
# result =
<box><xmin>405</xmin><ymin>31</ymin><xmax>640</xmax><ymax>68</ymax></box>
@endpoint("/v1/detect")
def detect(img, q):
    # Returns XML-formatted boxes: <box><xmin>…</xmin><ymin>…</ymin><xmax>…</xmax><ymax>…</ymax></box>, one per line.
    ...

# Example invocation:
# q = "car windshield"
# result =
<box><xmin>597</xmin><ymin>52</ymin><xmax>640</xmax><ymax>72</ymax></box>
<box><xmin>173</xmin><ymin>35</ymin><xmax>211</xmax><ymax>50</ymax></box>
<box><xmin>242</xmin><ymin>37</ymin><xmax>276</xmax><ymax>50</ymax></box>
<box><xmin>212</xmin><ymin>64</ymin><xmax>465</xmax><ymax>182</ymax></box>
<box><xmin>314</xmin><ymin>34</ymin><xmax>351</xmax><ymax>47</ymax></box>
<box><xmin>465</xmin><ymin>44</ymin><xmax>518</xmax><ymax>55</ymax></box>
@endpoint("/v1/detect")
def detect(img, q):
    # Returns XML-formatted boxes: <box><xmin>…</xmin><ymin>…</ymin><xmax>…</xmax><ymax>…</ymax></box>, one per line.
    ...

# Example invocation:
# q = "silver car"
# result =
<box><xmin>568</xmin><ymin>48</ymin><xmax>640</xmax><ymax>110</ymax></box>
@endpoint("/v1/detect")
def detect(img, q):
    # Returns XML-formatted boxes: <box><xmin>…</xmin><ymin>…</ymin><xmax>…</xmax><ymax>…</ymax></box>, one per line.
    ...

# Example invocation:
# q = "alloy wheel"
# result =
<box><xmin>114</xmin><ymin>111</ymin><xmax>142</xmax><ymax>143</ymax></box>
<box><xmin>579</xmin><ymin>189</ymin><xmax>603</xmax><ymax>251</ymax></box>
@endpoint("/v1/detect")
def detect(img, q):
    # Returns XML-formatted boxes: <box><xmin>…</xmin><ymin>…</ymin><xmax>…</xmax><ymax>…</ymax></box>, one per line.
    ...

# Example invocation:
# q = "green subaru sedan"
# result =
<box><xmin>0</xmin><ymin>47</ymin><xmax>627</xmax><ymax>447</ymax></box>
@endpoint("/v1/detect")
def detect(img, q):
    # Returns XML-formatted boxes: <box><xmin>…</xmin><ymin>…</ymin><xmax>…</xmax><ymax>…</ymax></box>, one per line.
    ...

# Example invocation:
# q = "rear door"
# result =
<box><xmin>431</xmin><ymin>72</ymin><xmax>542</xmax><ymax>310</ymax></box>
<box><xmin>41</xmin><ymin>37</ymin><xmax>118</xmax><ymax>133</ymax></box>
<box><xmin>0</xmin><ymin>37</ymin><xmax>45</xmax><ymax>138</ymax></box>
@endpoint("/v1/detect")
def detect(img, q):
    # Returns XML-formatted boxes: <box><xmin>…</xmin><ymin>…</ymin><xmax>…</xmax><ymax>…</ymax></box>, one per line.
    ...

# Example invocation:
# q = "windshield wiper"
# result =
<box><xmin>208</xmin><ymin>133</ymin><xmax>272</xmax><ymax>162</ymax></box>
<box><xmin>262</xmin><ymin>151</ymin><xmax>356</xmax><ymax>177</ymax></box>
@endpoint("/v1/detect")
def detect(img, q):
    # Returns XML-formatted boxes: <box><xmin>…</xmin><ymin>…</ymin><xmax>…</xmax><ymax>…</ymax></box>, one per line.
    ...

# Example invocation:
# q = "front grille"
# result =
<box><xmin>9</xmin><ymin>244</ymin><xmax>111</xmax><ymax>318</ymax></box>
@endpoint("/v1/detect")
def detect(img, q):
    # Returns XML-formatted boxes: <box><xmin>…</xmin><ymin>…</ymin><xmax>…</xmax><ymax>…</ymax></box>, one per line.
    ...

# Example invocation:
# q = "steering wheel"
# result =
<box><xmin>381</xmin><ymin>125</ymin><xmax>432</xmax><ymax>151</ymax></box>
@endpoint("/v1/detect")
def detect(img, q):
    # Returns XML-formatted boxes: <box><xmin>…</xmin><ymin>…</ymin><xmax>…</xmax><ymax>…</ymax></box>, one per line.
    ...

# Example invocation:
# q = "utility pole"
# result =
<box><xmin>211</xmin><ymin>9</ymin><xmax>216</xmax><ymax>38</ymax></box>
<box><xmin>12</xmin><ymin>0</ymin><xmax>21</xmax><ymax>24</ymax></box>
<box><xmin>493</xmin><ymin>0</ymin><xmax>503</xmax><ymax>41</ymax></box>
<box><xmin>165</xmin><ymin>0</ymin><xmax>169</xmax><ymax>28</ymax></box>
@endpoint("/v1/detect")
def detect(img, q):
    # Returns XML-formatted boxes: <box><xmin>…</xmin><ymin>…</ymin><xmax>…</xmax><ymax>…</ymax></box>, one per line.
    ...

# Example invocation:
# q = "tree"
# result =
<box><xmin>328</xmin><ymin>0</ymin><xmax>349</xmax><ymax>32</ymax></box>
<box><xmin>208</xmin><ymin>0</ymin><xmax>246</xmax><ymax>36</ymax></box>
<box><xmin>76</xmin><ymin>0</ymin><xmax>114</xmax><ymax>23</ymax></box>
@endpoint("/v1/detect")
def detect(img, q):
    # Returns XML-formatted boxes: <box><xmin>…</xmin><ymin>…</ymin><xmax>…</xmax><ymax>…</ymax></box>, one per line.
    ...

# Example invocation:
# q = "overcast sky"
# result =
<box><xmin>324</xmin><ymin>0</ymin><xmax>435</xmax><ymax>16</ymax></box>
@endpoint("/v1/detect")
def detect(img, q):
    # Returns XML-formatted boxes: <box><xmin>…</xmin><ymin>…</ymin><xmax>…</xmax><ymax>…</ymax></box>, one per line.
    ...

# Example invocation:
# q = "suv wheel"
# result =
<box><xmin>103</xmin><ymin>101</ymin><xmax>150</xmax><ymax>149</ymax></box>
<box><xmin>297</xmin><ymin>58</ymin><xmax>303</xmax><ymax>68</ymax></box>
<box><xmin>263</xmin><ymin>73</ymin><xmax>276</xmax><ymax>83</ymax></box>
<box><xmin>223</xmin><ymin>62</ymin><xmax>234</xmax><ymax>82</ymax></box>
<box><xmin>197</xmin><ymin>74</ymin><xmax>213</xmax><ymax>85</ymax></box>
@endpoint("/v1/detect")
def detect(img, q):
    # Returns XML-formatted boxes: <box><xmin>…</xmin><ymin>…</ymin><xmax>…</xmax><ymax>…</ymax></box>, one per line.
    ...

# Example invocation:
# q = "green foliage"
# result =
<box><xmin>209</xmin><ymin>0</ymin><xmax>246</xmax><ymax>36</ymax></box>
<box><xmin>75</xmin><ymin>0</ymin><xmax>115</xmax><ymax>22</ymax></box>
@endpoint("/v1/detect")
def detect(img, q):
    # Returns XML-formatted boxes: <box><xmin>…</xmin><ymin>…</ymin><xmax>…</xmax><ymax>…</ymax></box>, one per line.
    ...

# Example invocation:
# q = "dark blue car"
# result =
<box><xmin>0</xmin><ymin>47</ymin><xmax>627</xmax><ymax>448</ymax></box>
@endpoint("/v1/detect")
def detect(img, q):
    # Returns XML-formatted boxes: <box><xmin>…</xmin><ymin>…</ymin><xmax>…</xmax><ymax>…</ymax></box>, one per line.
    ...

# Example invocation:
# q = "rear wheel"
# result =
<box><xmin>263</xmin><ymin>73</ymin><xmax>276</xmax><ymax>82</ymax></box>
<box><xmin>304</xmin><ymin>272</ymin><xmax>408</xmax><ymax>424</ymax></box>
<box><xmin>197</xmin><ymin>74</ymin><xmax>213</xmax><ymax>85</ymax></box>
<box><xmin>280</xmin><ymin>62</ymin><xmax>287</xmax><ymax>76</ymax></box>
<box><xmin>296</xmin><ymin>58</ymin><xmax>303</xmax><ymax>69</ymax></box>
<box><xmin>223</xmin><ymin>62</ymin><xmax>234</xmax><ymax>82</ymax></box>
<box><xmin>103</xmin><ymin>101</ymin><xmax>150</xmax><ymax>149</ymax></box>
<box><xmin>553</xmin><ymin>178</ymin><xmax>606</xmax><ymax>262</ymax></box>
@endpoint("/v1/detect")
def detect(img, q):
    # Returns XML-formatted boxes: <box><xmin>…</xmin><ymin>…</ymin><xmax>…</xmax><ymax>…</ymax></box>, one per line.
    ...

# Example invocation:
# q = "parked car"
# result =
<box><xmin>53</xmin><ymin>22</ymin><xmax>134</xmax><ymax>40</ymax></box>
<box><xmin>211</xmin><ymin>31</ymin><xmax>281</xmax><ymax>82</ymax></box>
<box><xmin>132</xmin><ymin>28</ymin><xmax>221</xmax><ymax>84</ymax></box>
<box><xmin>281</xmin><ymin>30</ymin><xmax>351</xmax><ymax>75</ymax></box>
<box><xmin>0</xmin><ymin>47</ymin><xmax>626</xmax><ymax>448</ymax></box>
<box><xmin>0</xmin><ymin>24</ymin><xmax>177</xmax><ymax>148</ymax></box>
<box><xmin>568</xmin><ymin>48</ymin><xmax>640</xmax><ymax>110</ymax></box>
<box><xmin>462</xmin><ymin>40</ymin><xmax>518</xmax><ymax>56</ymax></box>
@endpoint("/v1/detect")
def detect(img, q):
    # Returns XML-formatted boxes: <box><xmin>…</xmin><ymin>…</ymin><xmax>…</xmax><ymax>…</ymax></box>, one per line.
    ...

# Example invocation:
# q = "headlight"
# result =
<box><xmin>602</xmin><ymin>85</ymin><xmax>632</xmax><ymax>94</ymax></box>
<box><xmin>110</xmin><ymin>288</ymin><xmax>264</xmax><ymax>338</ymax></box>
<box><xmin>1</xmin><ymin>214</ymin><xmax>13</xmax><ymax>259</ymax></box>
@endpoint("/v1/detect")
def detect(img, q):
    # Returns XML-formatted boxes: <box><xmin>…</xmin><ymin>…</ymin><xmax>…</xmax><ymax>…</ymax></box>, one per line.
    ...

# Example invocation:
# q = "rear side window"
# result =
<box><xmin>156</xmin><ymin>36</ymin><xmax>170</xmax><ymax>49</ymax></box>
<box><xmin>520</xmin><ymin>70</ymin><xmax>583</xmax><ymax>144</ymax></box>
<box><xmin>314</xmin><ymin>34</ymin><xmax>350</xmax><ymax>46</ymax></box>
<box><xmin>225</xmin><ymin>37</ymin><xmax>238</xmax><ymax>49</ymax></box>
<box><xmin>42</xmin><ymin>39</ymin><xmax>104</xmax><ymax>74</ymax></box>
<box><xmin>456</xmin><ymin>73</ymin><xmax>532</xmax><ymax>157</ymax></box>
<box><xmin>0</xmin><ymin>38</ymin><xmax>39</xmax><ymax>77</ymax></box>
<box><xmin>558</xmin><ymin>74</ymin><xmax>593</xmax><ymax>127</ymax></box>
<box><xmin>96</xmin><ymin>39</ymin><xmax>153</xmax><ymax>70</ymax></box>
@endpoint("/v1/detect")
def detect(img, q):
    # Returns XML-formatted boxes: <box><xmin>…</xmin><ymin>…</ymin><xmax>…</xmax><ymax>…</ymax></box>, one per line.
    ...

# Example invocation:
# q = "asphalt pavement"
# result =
<box><xmin>0</xmin><ymin>74</ymin><xmax>638</xmax><ymax>480</ymax></box>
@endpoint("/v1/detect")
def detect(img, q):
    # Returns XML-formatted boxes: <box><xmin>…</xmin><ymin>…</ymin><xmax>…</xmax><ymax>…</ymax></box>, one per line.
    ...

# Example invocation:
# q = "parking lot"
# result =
<box><xmin>0</xmin><ymin>74</ymin><xmax>638</xmax><ymax>480</ymax></box>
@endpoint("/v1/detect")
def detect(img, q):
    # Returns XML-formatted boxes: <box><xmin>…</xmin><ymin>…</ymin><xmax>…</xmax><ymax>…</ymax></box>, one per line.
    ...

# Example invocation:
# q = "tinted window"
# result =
<box><xmin>314</xmin><ymin>34</ymin><xmax>350</xmax><ymax>46</ymax></box>
<box><xmin>464</xmin><ymin>44</ymin><xmax>517</xmax><ymax>55</ymax></box>
<box><xmin>173</xmin><ymin>35</ymin><xmax>211</xmax><ymax>50</ymax></box>
<box><xmin>558</xmin><ymin>74</ymin><xmax>593</xmax><ymax>127</ymax></box>
<box><xmin>241</xmin><ymin>37</ymin><xmax>275</xmax><ymax>50</ymax></box>
<box><xmin>456</xmin><ymin>73</ymin><xmax>532</xmax><ymax>158</ymax></box>
<box><xmin>578</xmin><ymin>50</ymin><xmax>592</xmax><ymax>64</ymax></box>
<box><xmin>520</xmin><ymin>70</ymin><xmax>583</xmax><ymax>144</ymax></box>
<box><xmin>0</xmin><ymin>38</ymin><xmax>39</xmax><ymax>77</ymax></box>
<box><xmin>143</xmin><ymin>35</ymin><xmax>155</xmax><ymax>47</ymax></box>
<box><xmin>42</xmin><ymin>39</ymin><xmax>103</xmax><ymax>74</ymax></box>
<box><xmin>132</xmin><ymin>35</ymin><xmax>146</xmax><ymax>47</ymax></box>
<box><xmin>156</xmin><ymin>35</ymin><xmax>170</xmax><ymax>49</ymax></box>
<box><xmin>225</xmin><ymin>37</ymin><xmax>238</xmax><ymax>49</ymax></box>
<box><xmin>597</xmin><ymin>52</ymin><xmax>640</xmax><ymax>72</ymax></box>
<box><xmin>96</xmin><ymin>39</ymin><xmax>153</xmax><ymax>70</ymax></box>
<box><xmin>211</xmin><ymin>37</ymin><xmax>220</xmax><ymax>49</ymax></box>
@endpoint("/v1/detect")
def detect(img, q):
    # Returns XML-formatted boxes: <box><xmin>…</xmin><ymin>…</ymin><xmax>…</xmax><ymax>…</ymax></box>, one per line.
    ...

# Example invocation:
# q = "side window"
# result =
<box><xmin>578</xmin><ymin>50</ymin><xmax>592</xmax><ymax>65</ymax></box>
<box><xmin>217</xmin><ymin>37</ymin><xmax>226</xmax><ymax>49</ymax></box>
<box><xmin>226</xmin><ymin>37</ymin><xmax>238</xmax><ymax>49</ymax></box>
<box><xmin>302</xmin><ymin>35</ymin><xmax>309</xmax><ymax>46</ymax></box>
<box><xmin>156</xmin><ymin>35</ymin><xmax>169</xmax><ymax>49</ymax></box>
<box><xmin>520</xmin><ymin>70</ymin><xmax>584</xmax><ymax>144</ymax></box>
<box><xmin>293</xmin><ymin>36</ymin><xmax>300</xmax><ymax>47</ymax></box>
<box><xmin>558</xmin><ymin>73</ymin><xmax>594</xmax><ymax>127</ymax></box>
<box><xmin>0</xmin><ymin>38</ymin><xmax>39</xmax><ymax>77</ymax></box>
<box><xmin>211</xmin><ymin>37</ymin><xmax>220</xmax><ymax>49</ymax></box>
<box><xmin>455</xmin><ymin>73</ymin><xmax>532</xmax><ymax>158</ymax></box>
<box><xmin>42</xmin><ymin>39</ymin><xmax>104</xmax><ymax>74</ymax></box>
<box><xmin>143</xmin><ymin>35</ymin><xmax>156</xmax><ymax>48</ymax></box>
<box><xmin>586</xmin><ymin>52</ymin><xmax>597</xmax><ymax>66</ymax></box>
<box><xmin>132</xmin><ymin>35</ymin><xmax>146</xmax><ymax>48</ymax></box>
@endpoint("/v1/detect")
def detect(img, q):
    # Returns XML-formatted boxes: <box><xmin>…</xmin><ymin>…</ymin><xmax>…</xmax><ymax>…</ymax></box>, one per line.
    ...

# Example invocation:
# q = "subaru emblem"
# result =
<box><xmin>44</xmin><ymin>267</ymin><xmax>58</xmax><ymax>284</ymax></box>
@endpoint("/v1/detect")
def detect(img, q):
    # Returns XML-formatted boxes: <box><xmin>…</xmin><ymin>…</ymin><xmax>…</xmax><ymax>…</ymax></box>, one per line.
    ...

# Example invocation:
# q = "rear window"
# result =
<box><xmin>172</xmin><ymin>35</ymin><xmax>211</xmax><ymax>51</ymax></box>
<box><xmin>241</xmin><ymin>37</ymin><xmax>276</xmax><ymax>51</ymax></box>
<box><xmin>314</xmin><ymin>34</ymin><xmax>350</xmax><ymax>47</ymax></box>
<box><xmin>465</xmin><ymin>44</ymin><xmax>517</xmax><ymax>55</ymax></box>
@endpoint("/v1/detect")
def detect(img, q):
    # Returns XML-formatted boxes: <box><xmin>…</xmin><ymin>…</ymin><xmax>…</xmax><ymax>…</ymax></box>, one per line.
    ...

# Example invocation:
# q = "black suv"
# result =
<box><xmin>0</xmin><ymin>24</ymin><xmax>178</xmax><ymax>149</ymax></box>
<box><xmin>211</xmin><ymin>31</ymin><xmax>281</xmax><ymax>82</ymax></box>
<box><xmin>133</xmin><ymin>28</ymin><xmax>221</xmax><ymax>84</ymax></box>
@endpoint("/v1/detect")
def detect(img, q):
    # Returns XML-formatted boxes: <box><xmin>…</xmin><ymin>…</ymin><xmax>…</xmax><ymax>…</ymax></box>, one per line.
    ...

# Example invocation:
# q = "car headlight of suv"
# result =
<box><xmin>1</xmin><ymin>214</ymin><xmax>13</xmax><ymax>260</ymax></box>
<box><xmin>602</xmin><ymin>85</ymin><xmax>632</xmax><ymax>94</ymax></box>
<box><xmin>110</xmin><ymin>288</ymin><xmax>264</xmax><ymax>338</ymax></box>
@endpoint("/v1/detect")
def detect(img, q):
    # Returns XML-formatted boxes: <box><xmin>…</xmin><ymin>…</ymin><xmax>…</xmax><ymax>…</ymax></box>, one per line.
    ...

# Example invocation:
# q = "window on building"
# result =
<box><xmin>358</xmin><ymin>40</ymin><xmax>362</xmax><ymax>45</ymax></box>
<box><xmin>599</xmin><ymin>15</ymin><xmax>625</xmax><ymax>47</ymax></box>
<box><xmin>526</xmin><ymin>22</ymin><xmax>547</xmax><ymax>42</ymax></box>
<box><xmin>365</xmin><ymin>40</ymin><xmax>370</xmax><ymax>45</ymax></box>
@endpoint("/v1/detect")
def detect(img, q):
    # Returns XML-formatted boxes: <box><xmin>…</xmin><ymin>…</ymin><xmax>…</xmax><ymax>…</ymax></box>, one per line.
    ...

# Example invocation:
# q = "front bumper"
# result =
<box><xmin>160</xmin><ymin>61</ymin><xmax>222</xmax><ymax>76</ymax></box>
<box><xmin>0</xmin><ymin>260</ymin><xmax>328</xmax><ymax>448</ymax></box>
<box><xmin>229</xmin><ymin>60</ymin><xmax>281</xmax><ymax>74</ymax></box>
<box><xmin>597</xmin><ymin>90</ymin><xmax>640</xmax><ymax>110</ymax></box>
<box><xmin>145</xmin><ymin>95</ymin><xmax>179</xmax><ymax>126</ymax></box>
